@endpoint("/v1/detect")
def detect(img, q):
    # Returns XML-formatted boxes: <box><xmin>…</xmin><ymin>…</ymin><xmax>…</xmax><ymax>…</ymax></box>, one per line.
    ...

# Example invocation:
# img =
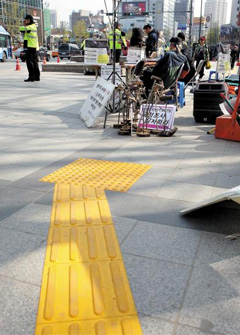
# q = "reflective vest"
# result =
<box><xmin>19</xmin><ymin>23</ymin><xmax>39</xmax><ymax>49</ymax></box>
<box><xmin>108</xmin><ymin>28</ymin><xmax>126</xmax><ymax>50</ymax></box>
<box><xmin>81</xmin><ymin>40</ymin><xmax>85</xmax><ymax>50</ymax></box>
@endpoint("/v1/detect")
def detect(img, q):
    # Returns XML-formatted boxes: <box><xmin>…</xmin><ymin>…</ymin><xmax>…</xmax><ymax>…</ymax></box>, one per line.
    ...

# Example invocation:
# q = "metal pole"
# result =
<box><xmin>199</xmin><ymin>0</ymin><xmax>203</xmax><ymax>41</ymax></box>
<box><xmin>189</xmin><ymin>0</ymin><xmax>193</xmax><ymax>56</ymax></box>
<box><xmin>112</xmin><ymin>0</ymin><xmax>116</xmax><ymax>86</ymax></box>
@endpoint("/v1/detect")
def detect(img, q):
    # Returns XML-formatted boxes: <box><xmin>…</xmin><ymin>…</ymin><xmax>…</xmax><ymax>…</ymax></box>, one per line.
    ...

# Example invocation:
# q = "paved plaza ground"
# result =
<box><xmin>1</xmin><ymin>60</ymin><xmax>240</xmax><ymax>335</ymax></box>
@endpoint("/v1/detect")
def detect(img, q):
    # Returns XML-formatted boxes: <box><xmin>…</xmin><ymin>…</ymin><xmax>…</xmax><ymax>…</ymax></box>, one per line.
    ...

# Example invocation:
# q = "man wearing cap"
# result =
<box><xmin>108</xmin><ymin>22</ymin><xmax>127</xmax><ymax>63</ymax></box>
<box><xmin>193</xmin><ymin>36</ymin><xmax>209</xmax><ymax>80</ymax></box>
<box><xmin>19</xmin><ymin>14</ymin><xmax>40</xmax><ymax>82</ymax></box>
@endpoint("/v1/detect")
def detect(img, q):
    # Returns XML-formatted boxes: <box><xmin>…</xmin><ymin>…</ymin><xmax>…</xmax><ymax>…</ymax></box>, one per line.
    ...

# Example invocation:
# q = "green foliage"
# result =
<box><xmin>73</xmin><ymin>20</ymin><xmax>89</xmax><ymax>41</ymax></box>
<box><xmin>1</xmin><ymin>0</ymin><xmax>24</xmax><ymax>42</ymax></box>
<box><xmin>207</xmin><ymin>24</ymin><xmax>220</xmax><ymax>45</ymax></box>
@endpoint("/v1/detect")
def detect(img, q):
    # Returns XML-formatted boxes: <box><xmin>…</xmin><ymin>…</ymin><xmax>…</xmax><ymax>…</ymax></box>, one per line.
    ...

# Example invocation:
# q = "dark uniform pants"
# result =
<box><xmin>26</xmin><ymin>48</ymin><xmax>40</xmax><ymax>80</ymax></box>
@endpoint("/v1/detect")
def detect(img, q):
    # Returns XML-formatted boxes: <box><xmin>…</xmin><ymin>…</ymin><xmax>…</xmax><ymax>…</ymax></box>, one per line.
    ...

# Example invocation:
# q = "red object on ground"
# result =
<box><xmin>43</xmin><ymin>56</ymin><xmax>47</xmax><ymax>65</ymax></box>
<box><xmin>15</xmin><ymin>57</ymin><xmax>21</xmax><ymax>71</ymax></box>
<box><xmin>215</xmin><ymin>80</ymin><xmax>240</xmax><ymax>141</ymax></box>
<box><xmin>57</xmin><ymin>55</ymin><xmax>60</xmax><ymax>63</ymax></box>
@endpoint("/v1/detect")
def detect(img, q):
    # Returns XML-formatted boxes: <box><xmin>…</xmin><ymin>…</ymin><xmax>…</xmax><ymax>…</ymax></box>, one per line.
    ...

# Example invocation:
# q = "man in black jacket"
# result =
<box><xmin>143</xmin><ymin>24</ymin><xmax>158</xmax><ymax>57</ymax></box>
<box><xmin>141</xmin><ymin>37</ymin><xmax>190</xmax><ymax>95</ymax></box>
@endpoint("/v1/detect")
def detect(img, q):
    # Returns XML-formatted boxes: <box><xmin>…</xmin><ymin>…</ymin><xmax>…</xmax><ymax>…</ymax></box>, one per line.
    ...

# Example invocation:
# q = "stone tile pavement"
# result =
<box><xmin>0</xmin><ymin>61</ymin><xmax>240</xmax><ymax>334</ymax></box>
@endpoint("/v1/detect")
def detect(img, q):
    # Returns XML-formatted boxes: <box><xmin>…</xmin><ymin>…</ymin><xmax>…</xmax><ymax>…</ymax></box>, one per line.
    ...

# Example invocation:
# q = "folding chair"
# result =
<box><xmin>184</xmin><ymin>59</ymin><xmax>204</xmax><ymax>90</ymax></box>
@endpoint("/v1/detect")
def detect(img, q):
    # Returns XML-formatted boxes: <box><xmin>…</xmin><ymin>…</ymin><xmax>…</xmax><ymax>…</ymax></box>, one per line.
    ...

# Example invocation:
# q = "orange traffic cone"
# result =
<box><xmin>57</xmin><ymin>55</ymin><xmax>60</xmax><ymax>63</ymax></box>
<box><xmin>43</xmin><ymin>56</ymin><xmax>47</xmax><ymax>65</ymax></box>
<box><xmin>15</xmin><ymin>57</ymin><xmax>21</xmax><ymax>71</ymax></box>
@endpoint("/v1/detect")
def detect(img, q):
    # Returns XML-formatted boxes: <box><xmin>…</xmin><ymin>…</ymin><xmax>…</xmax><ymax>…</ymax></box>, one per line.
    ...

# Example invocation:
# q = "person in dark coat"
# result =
<box><xmin>230</xmin><ymin>44</ymin><xmax>239</xmax><ymax>70</ymax></box>
<box><xmin>130</xmin><ymin>28</ymin><xmax>143</xmax><ymax>48</ymax></box>
<box><xmin>141</xmin><ymin>37</ymin><xmax>190</xmax><ymax>95</ymax></box>
<box><xmin>177</xmin><ymin>32</ymin><xmax>196</xmax><ymax>85</ymax></box>
<box><xmin>143</xmin><ymin>24</ymin><xmax>158</xmax><ymax>57</ymax></box>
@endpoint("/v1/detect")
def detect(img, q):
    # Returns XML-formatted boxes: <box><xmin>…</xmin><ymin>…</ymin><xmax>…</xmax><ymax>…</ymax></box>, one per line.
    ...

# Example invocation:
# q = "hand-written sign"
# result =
<box><xmin>127</xmin><ymin>47</ymin><xmax>145</xmax><ymax>63</ymax></box>
<box><xmin>101</xmin><ymin>64</ymin><xmax>122</xmax><ymax>85</ymax></box>
<box><xmin>139</xmin><ymin>104</ymin><xmax>176</xmax><ymax>131</ymax></box>
<box><xmin>217</xmin><ymin>52</ymin><xmax>231</xmax><ymax>74</ymax></box>
<box><xmin>79</xmin><ymin>77</ymin><xmax>115</xmax><ymax>127</ymax></box>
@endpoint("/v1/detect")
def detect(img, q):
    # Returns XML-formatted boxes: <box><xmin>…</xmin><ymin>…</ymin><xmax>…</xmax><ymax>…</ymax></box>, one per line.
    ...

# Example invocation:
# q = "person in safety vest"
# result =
<box><xmin>108</xmin><ymin>22</ymin><xmax>127</xmax><ymax>63</ymax></box>
<box><xmin>19</xmin><ymin>14</ymin><xmax>40</xmax><ymax>82</ymax></box>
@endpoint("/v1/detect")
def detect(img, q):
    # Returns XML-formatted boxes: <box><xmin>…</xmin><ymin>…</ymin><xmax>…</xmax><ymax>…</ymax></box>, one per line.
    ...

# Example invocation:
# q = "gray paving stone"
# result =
<box><xmin>156</xmin><ymin>180</ymin><xmax>214</xmax><ymax>203</ymax></box>
<box><xmin>178</xmin><ymin>151</ymin><xmax>222</xmax><ymax>172</ymax></box>
<box><xmin>139</xmin><ymin>315</ymin><xmax>174</xmax><ymax>335</ymax></box>
<box><xmin>128</xmin><ymin>177</ymin><xmax>165</xmax><ymax>196</ymax></box>
<box><xmin>169</xmin><ymin>167</ymin><xmax>217</xmax><ymax>187</ymax></box>
<box><xmin>0</xmin><ymin>276</ymin><xmax>40</xmax><ymax>335</ymax></box>
<box><xmin>123</xmin><ymin>253</ymin><xmax>190</xmax><ymax>322</ymax></box>
<box><xmin>34</xmin><ymin>189</ymin><xmax>54</xmax><ymax>206</ymax></box>
<box><xmin>0</xmin><ymin>187</ymin><xmax>44</xmax><ymax>221</ymax></box>
<box><xmin>112</xmin><ymin>216</ymin><xmax>137</xmax><ymax>244</ymax></box>
<box><xmin>122</xmin><ymin>221</ymin><xmax>201</xmax><ymax>265</ymax></box>
<box><xmin>179</xmin><ymin>265</ymin><xmax>240</xmax><ymax>335</ymax></box>
<box><xmin>0</xmin><ymin>163</ymin><xmax>43</xmax><ymax>182</ymax></box>
<box><xmin>107</xmin><ymin>191</ymin><xmax>240</xmax><ymax>235</ymax></box>
<box><xmin>0</xmin><ymin>228</ymin><xmax>46</xmax><ymax>285</ymax></box>
<box><xmin>176</xmin><ymin>324</ymin><xmax>223</xmax><ymax>335</ymax></box>
<box><xmin>0</xmin><ymin>204</ymin><xmax>51</xmax><ymax>236</ymax></box>
<box><xmin>195</xmin><ymin>232</ymin><xmax>240</xmax><ymax>275</ymax></box>
<box><xmin>143</xmin><ymin>166</ymin><xmax>175</xmax><ymax>180</ymax></box>
<box><xmin>215</xmin><ymin>173</ymin><xmax>240</xmax><ymax>189</ymax></box>
<box><xmin>0</xmin><ymin>179</ymin><xmax>11</xmax><ymax>188</ymax></box>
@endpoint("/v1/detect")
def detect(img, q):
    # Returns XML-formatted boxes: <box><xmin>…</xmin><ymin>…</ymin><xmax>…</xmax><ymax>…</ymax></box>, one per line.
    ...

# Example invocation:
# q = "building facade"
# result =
<box><xmin>0</xmin><ymin>0</ymin><xmax>43</xmax><ymax>44</ymax></box>
<box><xmin>231</xmin><ymin>0</ymin><xmax>238</xmax><ymax>27</ymax></box>
<box><xmin>50</xmin><ymin>9</ymin><xmax>59</xmax><ymax>29</ymax></box>
<box><xmin>174</xmin><ymin>0</ymin><xmax>193</xmax><ymax>39</ymax></box>
<box><xmin>148</xmin><ymin>0</ymin><xmax>175</xmax><ymax>39</ymax></box>
<box><xmin>204</xmin><ymin>0</ymin><xmax>228</xmax><ymax>27</ymax></box>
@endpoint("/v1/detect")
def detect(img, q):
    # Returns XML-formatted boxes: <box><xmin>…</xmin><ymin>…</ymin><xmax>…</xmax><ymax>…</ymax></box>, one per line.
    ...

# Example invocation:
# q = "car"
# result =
<box><xmin>52</xmin><ymin>50</ymin><xmax>58</xmax><ymax>58</ymax></box>
<box><xmin>14</xmin><ymin>47</ymin><xmax>24</xmax><ymax>58</ymax></box>
<box><xmin>20</xmin><ymin>47</ymin><xmax>51</xmax><ymax>62</ymax></box>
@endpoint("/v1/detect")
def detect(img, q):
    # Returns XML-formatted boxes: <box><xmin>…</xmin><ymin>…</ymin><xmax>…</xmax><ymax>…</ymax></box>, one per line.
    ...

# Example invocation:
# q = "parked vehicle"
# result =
<box><xmin>58</xmin><ymin>43</ymin><xmax>80</xmax><ymax>59</ymax></box>
<box><xmin>0</xmin><ymin>26</ymin><xmax>11</xmax><ymax>62</ymax></box>
<box><xmin>20</xmin><ymin>46</ymin><xmax>51</xmax><ymax>62</ymax></box>
<box><xmin>14</xmin><ymin>47</ymin><xmax>24</xmax><ymax>58</ymax></box>
<box><xmin>52</xmin><ymin>49</ymin><xmax>58</xmax><ymax>58</ymax></box>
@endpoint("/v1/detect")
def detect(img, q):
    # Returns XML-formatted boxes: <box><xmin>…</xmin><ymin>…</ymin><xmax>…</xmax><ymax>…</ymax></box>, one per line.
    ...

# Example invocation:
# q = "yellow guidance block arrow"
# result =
<box><xmin>36</xmin><ymin>160</ymin><xmax>151</xmax><ymax>335</ymax></box>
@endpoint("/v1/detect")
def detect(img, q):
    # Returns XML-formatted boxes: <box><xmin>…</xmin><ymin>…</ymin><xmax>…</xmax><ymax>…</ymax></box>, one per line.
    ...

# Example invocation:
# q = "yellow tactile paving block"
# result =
<box><xmin>37</xmin><ymin>261</ymin><xmax>137</xmax><ymax>324</ymax></box>
<box><xmin>40</xmin><ymin>158</ymin><xmax>151</xmax><ymax>192</ymax></box>
<box><xmin>53</xmin><ymin>184</ymin><xmax>107</xmax><ymax>203</ymax></box>
<box><xmin>35</xmin><ymin>316</ymin><xmax>142</xmax><ymax>335</ymax></box>
<box><xmin>50</xmin><ymin>200</ymin><xmax>113</xmax><ymax>227</ymax></box>
<box><xmin>45</xmin><ymin>226</ymin><xmax>122</xmax><ymax>264</ymax></box>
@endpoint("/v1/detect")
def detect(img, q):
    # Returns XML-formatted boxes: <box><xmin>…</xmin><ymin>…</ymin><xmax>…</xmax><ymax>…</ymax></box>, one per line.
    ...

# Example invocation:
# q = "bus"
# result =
<box><xmin>0</xmin><ymin>26</ymin><xmax>11</xmax><ymax>62</ymax></box>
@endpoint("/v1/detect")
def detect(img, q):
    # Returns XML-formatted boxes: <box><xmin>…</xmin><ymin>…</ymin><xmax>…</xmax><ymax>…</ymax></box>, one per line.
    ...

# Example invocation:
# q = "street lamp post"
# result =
<box><xmin>199</xmin><ymin>0</ymin><xmax>203</xmax><ymax>41</ymax></box>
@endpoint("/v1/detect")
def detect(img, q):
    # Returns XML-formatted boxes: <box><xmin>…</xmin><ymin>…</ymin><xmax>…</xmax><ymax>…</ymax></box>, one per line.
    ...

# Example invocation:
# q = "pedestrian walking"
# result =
<box><xmin>19</xmin><ymin>14</ymin><xmax>40</xmax><ymax>82</ymax></box>
<box><xmin>193</xmin><ymin>36</ymin><xmax>209</xmax><ymax>80</ymax></box>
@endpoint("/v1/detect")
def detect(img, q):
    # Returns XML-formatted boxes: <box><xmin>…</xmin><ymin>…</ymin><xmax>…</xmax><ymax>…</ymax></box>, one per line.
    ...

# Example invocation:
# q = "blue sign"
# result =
<box><xmin>177</xmin><ymin>23</ymin><xmax>187</xmax><ymax>30</ymax></box>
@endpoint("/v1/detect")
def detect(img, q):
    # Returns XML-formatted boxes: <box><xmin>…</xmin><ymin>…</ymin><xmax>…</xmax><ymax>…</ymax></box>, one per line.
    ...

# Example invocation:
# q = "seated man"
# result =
<box><xmin>142</xmin><ymin>37</ymin><xmax>190</xmax><ymax>95</ymax></box>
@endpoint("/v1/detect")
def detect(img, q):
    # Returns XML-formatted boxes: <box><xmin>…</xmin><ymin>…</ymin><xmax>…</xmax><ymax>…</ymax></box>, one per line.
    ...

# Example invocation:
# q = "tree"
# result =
<box><xmin>1</xmin><ymin>0</ymin><xmax>24</xmax><ymax>43</ymax></box>
<box><xmin>73</xmin><ymin>20</ymin><xmax>89</xmax><ymax>43</ymax></box>
<box><xmin>207</xmin><ymin>24</ymin><xmax>220</xmax><ymax>46</ymax></box>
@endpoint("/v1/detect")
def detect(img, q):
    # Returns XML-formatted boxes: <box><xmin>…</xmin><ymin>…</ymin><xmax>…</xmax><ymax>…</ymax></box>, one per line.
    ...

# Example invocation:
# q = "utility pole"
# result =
<box><xmin>199</xmin><ymin>0</ymin><xmax>203</xmax><ymax>41</ymax></box>
<box><xmin>189</xmin><ymin>0</ymin><xmax>193</xmax><ymax>55</ymax></box>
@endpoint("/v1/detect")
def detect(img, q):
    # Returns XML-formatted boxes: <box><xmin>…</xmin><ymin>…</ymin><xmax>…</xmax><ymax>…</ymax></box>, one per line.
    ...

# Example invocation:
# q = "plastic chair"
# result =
<box><xmin>208</xmin><ymin>70</ymin><xmax>219</xmax><ymax>81</ymax></box>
